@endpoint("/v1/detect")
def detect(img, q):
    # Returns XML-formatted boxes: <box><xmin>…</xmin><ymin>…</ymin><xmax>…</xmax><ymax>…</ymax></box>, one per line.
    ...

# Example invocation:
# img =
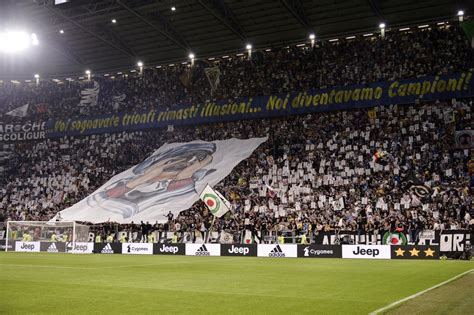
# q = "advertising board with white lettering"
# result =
<box><xmin>93</xmin><ymin>242</ymin><xmax>122</xmax><ymax>254</ymax></box>
<box><xmin>257</xmin><ymin>244</ymin><xmax>297</xmax><ymax>258</ymax></box>
<box><xmin>67</xmin><ymin>242</ymin><xmax>94</xmax><ymax>254</ymax></box>
<box><xmin>153</xmin><ymin>243</ymin><xmax>185</xmax><ymax>255</ymax></box>
<box><xmin>221</xmin><ymin>244</ymin><xmax>257</xmax><ymax>256</ymax></box>
<box><xmin>0</xmin><ymin>240</ymin><xmax>14</xmax><ymax>251</ymax></box>
<box><xmin>40</xmin><ymin>242</ymin><xmax>66</xmax><ymax>253</ymax></box>
<box><xmin>185</xmin><ymin>243</ymin><xmax>221</xmax><ymax>256</ymax></box>
<box><xmin>15</xmin><ymin>241</ymin><xmax>41</xmax><ymax>252</ymax></box>
<box><xmin>122</xmin><ymin>243</ymin><xmax>153</xmax><ymax>255</ymax></box>
<box><xmin>297</xmin><ymin>245</ymin><xmax>342</xmax><ymax>258</ymax></box>
<box><xmin>342</xmin><ymin>245</ymin><xmax>390</xmax><ymax>259</ymax></box>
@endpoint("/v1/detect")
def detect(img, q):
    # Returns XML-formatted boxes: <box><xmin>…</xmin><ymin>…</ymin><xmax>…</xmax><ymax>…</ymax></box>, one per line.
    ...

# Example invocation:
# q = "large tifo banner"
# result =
<box><xmin>46</xmin><ymin>71</ymin><xmax>473</xmax><ymax>137</ymax></box>
<box><xmin>53</xmin><ymin>138</ymin><xmax>267</xmax><ymax>223</ymax></box>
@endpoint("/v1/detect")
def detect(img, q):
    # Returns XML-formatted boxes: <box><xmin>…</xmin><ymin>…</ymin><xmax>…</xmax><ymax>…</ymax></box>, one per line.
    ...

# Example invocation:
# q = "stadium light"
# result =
<box><xmin>246</xmin><ymin>44</ymin><xmax>252</xmax><ymax>59</ymax></box>
<box><xmin>309</xmin><ymin>33</ymin><xmax>315</xmax><ymax>47</ymax></box>
<box><xmin>379</xmin><ymin>23</ymin><xmax>386</xmax><ymax>38</ymax></box>
<box><xmin>189</xmin><ymin>53</ymin><xmax>195</xmax><ymax>66</ymax></box>
<box><xmin>59</xmin><ymin>29</ymin><xmax>64</xmax><ymax>34</ymax></box>
<box><xmin>171</xmin><ymin>6</ymin><xmax>176</xmax><ymax>11</ymax></box>
<box><xmin>85</xmin><ymin>70</ymin><xmax>91</xmax><ymax>80</ymax></box>
<box><xmin>0</xmin><ymin>31</ymin><xmax>39</xmax><ymax>53</ymax></box>
<box><xmin>34</xmin><ymin>74</ymin><xmax>40</xmax><ymax>85</ymax></box>
<box><xmin>111</xmin><ymin>19</ymin><xmax>117</xmax><ymax>24</ymax></box>
<box><xmin>458</xmin><ymin>10</ymin><xmax>464</xmax><ymax>21</ymax></box>
<box><xmin>246</xmin><ymin>43</ymin><xmax>252</xmax><ymax>50</ymax></box>
<box><xmin>137</xmin><ymin>61</ymin><xmax>143</xmax><ymax>75</ymax></box>
<box><xmin>31</xmin><ymin>33</ymin><xmax>39</xmax><ymax>46</ymax></box>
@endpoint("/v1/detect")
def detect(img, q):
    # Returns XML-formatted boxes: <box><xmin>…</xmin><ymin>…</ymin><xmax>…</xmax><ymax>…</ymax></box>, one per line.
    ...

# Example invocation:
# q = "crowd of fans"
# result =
<box><xmin>1</xmin><ymin>98</ymin><xmax>472</xmax><ymax>242</ymax></box>
<box><xmin>0</xmin><ymin>22</ymin><xmax>473</xmax><ymax>243</ymax></box>
<box><xmin>0</xmin><ymin>23</ymin><xmax>473</xmax><ymax>120</ymax></box>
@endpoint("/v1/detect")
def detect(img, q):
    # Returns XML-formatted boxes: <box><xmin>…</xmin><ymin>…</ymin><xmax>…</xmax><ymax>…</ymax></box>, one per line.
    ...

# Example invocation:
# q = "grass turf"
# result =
<box><xmin>386</xmin><ymin>272</ymin><xmax>474</xmax><ymax>315</ymax></box>
<box><xmin>0</xmin><ymin>252</ymin><xmax>472</xmax><ymax>314</ymax></box>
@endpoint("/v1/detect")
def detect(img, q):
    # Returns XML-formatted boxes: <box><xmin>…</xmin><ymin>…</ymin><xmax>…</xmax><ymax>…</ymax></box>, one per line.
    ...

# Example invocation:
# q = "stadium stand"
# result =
<box><xmin>0</xmin><ymin>23</ymin><xmax>472</xmax><ymax>243</ymax></box>
<box><xmin>1</xmin><ymin>24</ymin><xmax>473</xmax><ymax>119</ymax></box>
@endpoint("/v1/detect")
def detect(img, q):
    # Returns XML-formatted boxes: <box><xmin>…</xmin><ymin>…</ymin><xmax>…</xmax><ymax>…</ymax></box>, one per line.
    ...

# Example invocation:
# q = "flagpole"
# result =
<box><xmin>206</xmin><ymin>215</ymin><xmax>216</xmax><ymax>243</ymax></box>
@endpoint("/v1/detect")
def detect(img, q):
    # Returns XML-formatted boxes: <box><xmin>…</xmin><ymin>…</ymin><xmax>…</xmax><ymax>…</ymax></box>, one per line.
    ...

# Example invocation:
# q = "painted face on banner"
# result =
<box><xmin>87</xmin><ymin>143</ymin><xmax>216</xmax><ymax>218</ymax></box>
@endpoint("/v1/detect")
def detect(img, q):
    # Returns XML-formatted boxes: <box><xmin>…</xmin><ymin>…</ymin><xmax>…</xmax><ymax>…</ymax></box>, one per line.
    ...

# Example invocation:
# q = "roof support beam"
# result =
<box><xmin>49</xmin><ymin>7</ymin><xmax>135</xmax><ymax>58</ymax></box>
<box><xmin>101</xmin><ymin>24</ymin><xmax>137</xmax><ymax>58</ymax></box>
<box><xmin>197</xmin><ymin>0</ymin><xmax>246</xmax><ymax>41</ymax></box>
<box><xmin>116</xmin><ymin>0</ymin><xmax>189</xmax><ymax>51</ymax></box>
<box><xmin>279</xmin><ymin>0</ymin><xmax>313</xmax><ymax>33</ymax></box>
<box><xmin>367</xmin><ymin>0</ymin><xmax>383</xmax><ymax>18</ymax></box>
<box><xmin>46</xmin><ymin>38</ymin><xmax>85</xmax><ymax>67</ymax></box>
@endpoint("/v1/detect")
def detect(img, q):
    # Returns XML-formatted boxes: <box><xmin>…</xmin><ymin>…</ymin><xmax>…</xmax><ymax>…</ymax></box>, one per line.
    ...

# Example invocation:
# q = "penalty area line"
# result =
<box><xmin>369</xmin><ymin>268</ymin><xmax>474</xmax><ymax>315</ymax></box>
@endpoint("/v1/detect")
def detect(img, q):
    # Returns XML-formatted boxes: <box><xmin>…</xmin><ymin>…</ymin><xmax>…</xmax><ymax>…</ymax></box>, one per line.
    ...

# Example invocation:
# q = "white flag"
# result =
<box><xmin>79</xmin><ymin>81</ymin><xmax>100</xmax><ymax>107</ymax></box>
<box><xmin>331</xmin><ymin>197</ymin><xmax>345</xmax><ymax>211</ymax></box>
<box><xmin>6</xmin><ymin>104</ymin><xmax>29</xmax><ymax>117</ymax></box>
<box><xmin>200</xmin><ymin>184</ymin><xmax>230</xmax><ymax>218</ymax></box>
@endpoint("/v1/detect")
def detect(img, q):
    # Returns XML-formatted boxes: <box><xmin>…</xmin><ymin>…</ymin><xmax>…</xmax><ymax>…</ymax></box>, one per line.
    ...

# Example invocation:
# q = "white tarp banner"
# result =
<box><xmin>79</xmin><ymin>81</ymin><xmax>100</xmax><ymax>107</ymax></box>
<box><xmin>55</xmin><ymin>137</ymin><xmax>267</xmax><ymax>223</ymax></box>
<box><xmin>6</xmin><ymin>104</ymin><xmax>29</xmax><ymax>117</ymax></box>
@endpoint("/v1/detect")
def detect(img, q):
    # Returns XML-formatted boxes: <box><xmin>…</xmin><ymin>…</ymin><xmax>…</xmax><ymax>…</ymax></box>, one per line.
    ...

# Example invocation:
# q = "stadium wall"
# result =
<box><xmin>1</xmin><ymin>241</ymin><xmax>469</xmax><ymax>260</ymax></box>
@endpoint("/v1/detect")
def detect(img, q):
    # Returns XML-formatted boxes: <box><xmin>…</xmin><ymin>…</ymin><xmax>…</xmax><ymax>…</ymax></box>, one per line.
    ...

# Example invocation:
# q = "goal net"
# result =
<box><xmin>6</xmin><ymin>221</ymin><xmax>90</xmax><ymax>244</ymax></box>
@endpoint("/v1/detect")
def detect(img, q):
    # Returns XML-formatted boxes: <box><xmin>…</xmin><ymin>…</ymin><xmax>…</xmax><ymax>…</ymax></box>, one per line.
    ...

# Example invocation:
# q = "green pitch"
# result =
<box><xmin>0</xmin><ymin>253</ymin><xmax>472</xmax><ymax>314</ymax></box>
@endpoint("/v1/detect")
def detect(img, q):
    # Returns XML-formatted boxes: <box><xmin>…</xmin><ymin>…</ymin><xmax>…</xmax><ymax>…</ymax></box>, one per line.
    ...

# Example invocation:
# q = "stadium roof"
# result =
<box><xmin>1</xmin><ymin>0</ymin><xmax>472</xmax><ymax>79</ymax></box>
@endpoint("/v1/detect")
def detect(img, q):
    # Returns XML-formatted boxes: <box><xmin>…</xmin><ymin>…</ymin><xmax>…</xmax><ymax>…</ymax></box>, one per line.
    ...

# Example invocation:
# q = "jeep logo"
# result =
<box><xmin>227</xmin><ymin>245</ymin><xmax>249</xmax><ymax>255</ymax></box>
<box><xmin>160</xmin><ymin>245</ymin><xmax>179</xmax><ymax>254</ymax></box>
<box><xmin>352</xmin><ymin>246</ymin><xmax>379</xmax><ymax>257</ymax></box>
<box><xmin>20</xmin><ymin>243</ymin><xmax>35</xmax><ymax>250</ymax></box>
<box><xmin>74</xmin><ymin>245</ymin><xmax>88</xmax><ymax>251</ymax></box>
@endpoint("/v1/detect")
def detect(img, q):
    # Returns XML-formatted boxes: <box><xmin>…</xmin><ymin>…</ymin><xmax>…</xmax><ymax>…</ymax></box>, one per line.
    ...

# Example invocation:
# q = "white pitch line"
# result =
<box><xmin>369</xmin><ymin>268</ymin><xmax>474</xmax><ymax>315</ymax></box>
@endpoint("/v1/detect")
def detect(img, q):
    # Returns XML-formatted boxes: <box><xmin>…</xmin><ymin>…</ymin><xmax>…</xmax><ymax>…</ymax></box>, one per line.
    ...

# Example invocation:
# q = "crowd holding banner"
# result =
<box><xmin>0</xmin><ymin>24</ymin><xmax>472</xmax><ymax>250</ymax></box>
<box><xmin>46</xmin><ymin>72</ymin><xmax>474</xmax><ymax>137</ymax></box>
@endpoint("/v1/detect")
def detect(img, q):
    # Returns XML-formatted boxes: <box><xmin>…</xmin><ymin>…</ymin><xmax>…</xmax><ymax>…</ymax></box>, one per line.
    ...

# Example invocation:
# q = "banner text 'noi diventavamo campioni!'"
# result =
<box><xmin>46</xmin><ymin>71</ymin><xmax>473</xmax><ymax>137</ymax></box>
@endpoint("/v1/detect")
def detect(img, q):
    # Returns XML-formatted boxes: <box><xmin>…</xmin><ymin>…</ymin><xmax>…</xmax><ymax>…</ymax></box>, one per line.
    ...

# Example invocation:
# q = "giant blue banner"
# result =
<box><xmin>46</xmin><ymin>71</ymin><xmax>473</xmax><ymax>137</ymax></box>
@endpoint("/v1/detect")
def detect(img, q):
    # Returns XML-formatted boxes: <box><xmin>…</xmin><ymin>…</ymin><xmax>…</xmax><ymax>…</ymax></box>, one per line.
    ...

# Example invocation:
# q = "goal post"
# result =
<box><xmin>5</xmin><ymin>221</ymin><xmax>90</xmax><ymax>251</ymax></box>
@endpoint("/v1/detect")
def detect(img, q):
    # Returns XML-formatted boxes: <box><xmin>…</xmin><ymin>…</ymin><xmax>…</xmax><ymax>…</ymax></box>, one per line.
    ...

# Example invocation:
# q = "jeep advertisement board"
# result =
<box><xmin>153</xmin><ymin>243</ymin><xmax>185</xmax><ymax>255</ymax></box>
<box><xmin>342</xmin><ymin>245</ymin><xmax>391</xmax><ymax>259</ymax></box>
<box><xmin>15</xmin><ymin>241</ymin><xmax>40</xmax><ymax>252</ymax></box>
<box><xmin>221</xmin><ymin>244</ymin><xmax>257</xmax><ymax>257</ymax></box>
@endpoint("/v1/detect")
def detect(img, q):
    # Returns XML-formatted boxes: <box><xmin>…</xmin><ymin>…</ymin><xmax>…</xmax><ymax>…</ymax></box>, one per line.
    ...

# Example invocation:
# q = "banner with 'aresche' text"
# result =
<box><xmin>45</xmin><ymin>71</ymin><xmax>473</xmax><ymax>137</ymax></box>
